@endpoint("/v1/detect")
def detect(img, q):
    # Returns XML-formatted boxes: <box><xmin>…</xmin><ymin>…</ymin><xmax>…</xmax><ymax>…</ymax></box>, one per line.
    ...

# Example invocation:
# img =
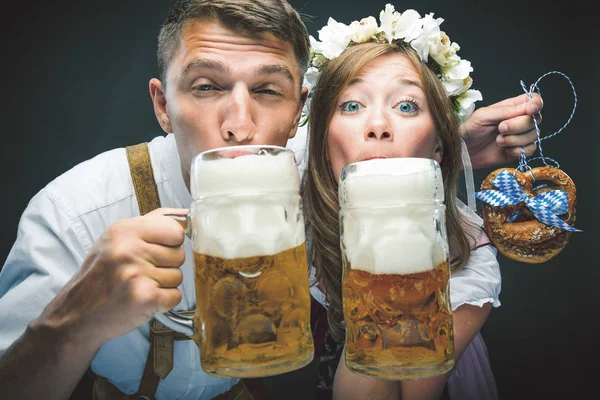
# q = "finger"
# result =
<box><xmin>498</xmin><ymin>114</ymin><xmax>540</xmax><ymax>136</ymax></box>
<box><xmin>505</xmin><ymin>142</ymin><xmax>537</xmax><ymax>160</ymax></box>
<box><xmin>473</xmin><ymin>103</ymin><xmax>530</xmax><ymax>126</ymax></box>
<box><xmin>155</xmin><ymin>288</ymin><xmax>183</xmax><ymax>312</ymax></box>
<box><xmin>147</xmin><ymin>265</ymin><xmax>184</xmax><ymax>288</ymax></box>
<box><xmin>143</xmin><ymin>242</ymin><xmax>186</xmax><ymax>268</ymax></box>
<box><xmin>485</xmin><ymin>94</ymin><xmax>543</xmax><ymax>123</ymax></box>
<box><xmin>137</xmin><ymin>215</ymin><xmax>186</xmax><ymax>247</ymax></box>
<box><xmin>525</xmin><ymin>93</ymin><xmax>544</xmax><ymax>115</ymax></box>
<box><xmin>148</xmin><ymin>207</ymin><xmax>190</xmax><ymax>241</ymax></box>
<box><xmin>490</xmin><ymin>93</ymin><xmax>543</xmax><ymax>113</ymax></box>
<box><xmin>498</xmin><ymin>128</ymin><xmax>539</xmax><ymax>148</ymax></box>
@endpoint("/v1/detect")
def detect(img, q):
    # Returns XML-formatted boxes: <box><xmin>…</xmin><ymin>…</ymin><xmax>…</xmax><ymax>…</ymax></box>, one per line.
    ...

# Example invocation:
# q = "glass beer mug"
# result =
<box><xmin>339</xmin><ymin>158</ymin><xmax>454</xmax><ymax>380</ymax></box>
<box><xmin>157</xmin><ymin>145</ymin><xmax>314</xmax><ymax>378</ymax></box>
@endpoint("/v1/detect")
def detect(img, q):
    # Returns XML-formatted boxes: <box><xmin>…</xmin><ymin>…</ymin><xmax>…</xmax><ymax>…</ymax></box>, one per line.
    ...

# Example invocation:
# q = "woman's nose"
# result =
<box><xmin>364</xmin><ymin>112</ymin><xmax>393</xmax><ymax>141</ymax></box>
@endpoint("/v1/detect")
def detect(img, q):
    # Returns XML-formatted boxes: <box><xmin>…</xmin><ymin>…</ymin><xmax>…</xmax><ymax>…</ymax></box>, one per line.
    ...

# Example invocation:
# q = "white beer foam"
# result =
<box><xmin>191</xmin><ymin>150</ymin><xmax>300</xmax><ymax>197</ymax></box>
<box><xmin>339</xmin><ymin>158</ymin><xmax>444</xmax><ymax>208</ymax></box>
<box><xmin>340</xmin><ymin>158</ymin><xmax>447</xmax><ymax>275</ymax></box>
<box><xmin>190</xmin><ymin>149</ymin><xmax>304</xmax><ymax>259</ymax></box>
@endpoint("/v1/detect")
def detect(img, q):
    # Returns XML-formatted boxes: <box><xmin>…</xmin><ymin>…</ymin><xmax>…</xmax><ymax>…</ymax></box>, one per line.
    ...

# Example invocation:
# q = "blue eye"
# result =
<box><xmin>395</xmin><ymin>101</ymin><xmax>417</xmax><ymax>114</ymax></box>
<box><xmin>341</xmin><ymin>101</ymin><xmax>362</xmax><ymax>113</ymax></box>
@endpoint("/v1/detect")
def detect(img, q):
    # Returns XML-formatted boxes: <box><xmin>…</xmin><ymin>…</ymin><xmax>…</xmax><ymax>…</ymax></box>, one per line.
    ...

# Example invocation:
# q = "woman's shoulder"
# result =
<box><xmin>450</xmin><ymin>244</ymin><xmax>501</xmax><ymax>310</ymax></box>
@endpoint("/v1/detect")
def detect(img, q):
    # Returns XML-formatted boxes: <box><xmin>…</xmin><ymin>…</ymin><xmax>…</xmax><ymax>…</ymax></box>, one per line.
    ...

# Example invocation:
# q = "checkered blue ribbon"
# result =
<box><xmin>475</xmin><ymin>170</ymin><xmax>580</xmax><ymax>232</ymax></box>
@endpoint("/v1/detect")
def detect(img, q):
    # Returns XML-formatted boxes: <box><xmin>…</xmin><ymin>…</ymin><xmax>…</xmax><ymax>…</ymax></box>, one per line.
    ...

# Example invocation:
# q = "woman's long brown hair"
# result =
<box><xmin>302</xmin><ymin>42</ymin><xmax>480</xmax><ymax>341</ymax></box>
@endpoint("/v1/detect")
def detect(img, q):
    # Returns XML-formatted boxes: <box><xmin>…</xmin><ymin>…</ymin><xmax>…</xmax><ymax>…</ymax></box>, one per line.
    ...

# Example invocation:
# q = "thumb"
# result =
<box><xmin>488</xmin><ymin>93</ymin><xmax>543</xmax><ymax>117</ymax></box>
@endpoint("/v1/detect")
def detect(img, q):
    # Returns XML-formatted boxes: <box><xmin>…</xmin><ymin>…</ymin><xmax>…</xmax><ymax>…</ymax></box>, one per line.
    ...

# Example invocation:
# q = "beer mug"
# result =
<box><xmin>158</xmin><ymin>145</ymin><xmax>314</xmax><ymax>378</ymax></box>
<box><xmin>339</xmin><ymin>158</ymin><xmax>454</xmax><ymax>380</ymax></box>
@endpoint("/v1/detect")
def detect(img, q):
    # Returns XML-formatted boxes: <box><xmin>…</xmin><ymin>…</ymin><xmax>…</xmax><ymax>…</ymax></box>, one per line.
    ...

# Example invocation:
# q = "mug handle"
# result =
<box><xmin>153</xmin><ymin>213</ymin><xmax>195</xmax><ymax>336</ymax></box>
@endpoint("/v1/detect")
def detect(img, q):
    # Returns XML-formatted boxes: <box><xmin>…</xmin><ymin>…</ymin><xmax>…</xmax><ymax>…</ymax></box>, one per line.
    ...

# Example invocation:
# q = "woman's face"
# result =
<box><xmin>327</xmin><ymin>53</ymin><xmax>442</xmax><ymax>181</ymax></box>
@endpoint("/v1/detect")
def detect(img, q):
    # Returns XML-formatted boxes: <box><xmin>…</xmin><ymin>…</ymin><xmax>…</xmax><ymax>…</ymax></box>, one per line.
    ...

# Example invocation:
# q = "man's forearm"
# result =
<box><xmin>0</xmin><ymin>321</ymin><xmax>100</xmax><ymax>400</ymax></box>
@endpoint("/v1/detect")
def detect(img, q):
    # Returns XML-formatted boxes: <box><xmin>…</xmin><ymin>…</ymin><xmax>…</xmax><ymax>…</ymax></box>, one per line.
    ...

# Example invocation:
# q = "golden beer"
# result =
<box><xmin>194</xmin><ymin>243</ymin><xmax>313</xmax><ymax>377</ymax></box>
<box><xmin>339</xmin><ymin>158</ymin><xmax>454</xmax><ymax>380</ymax></box>
<box><xmin>343</xmin><ymin>261</ymin><xmax>454</xmax><ymax>380</ymax></box>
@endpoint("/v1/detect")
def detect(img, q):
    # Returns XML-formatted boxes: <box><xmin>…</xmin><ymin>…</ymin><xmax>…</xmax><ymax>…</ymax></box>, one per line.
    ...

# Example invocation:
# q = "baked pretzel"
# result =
<box><xmin>480</xmin><ymin>167</ymin><xmax>576</xmax><ymax>263</ymax></box>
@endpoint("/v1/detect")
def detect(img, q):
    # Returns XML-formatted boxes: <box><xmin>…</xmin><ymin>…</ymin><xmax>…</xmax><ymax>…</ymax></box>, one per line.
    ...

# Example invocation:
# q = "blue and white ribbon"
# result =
<box><xmin>475</xmin><ymin>169</ymin><xmax>581</xmax><ymax>232</ymax></box>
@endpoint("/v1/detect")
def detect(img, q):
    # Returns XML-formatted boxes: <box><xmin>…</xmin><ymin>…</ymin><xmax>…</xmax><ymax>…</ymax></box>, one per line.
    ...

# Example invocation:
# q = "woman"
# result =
<box><xmin>303</xmin><ymin>6</ymin><xmax>501</xmax><ymax>399</ymax></box>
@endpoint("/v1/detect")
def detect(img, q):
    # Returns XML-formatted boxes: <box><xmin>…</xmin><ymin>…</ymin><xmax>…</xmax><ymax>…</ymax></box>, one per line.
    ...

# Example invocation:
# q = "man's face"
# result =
<box><xmin>150</xmin><ymin>20</ymin><xmax>307</xmax><ymax>188</ymax></box>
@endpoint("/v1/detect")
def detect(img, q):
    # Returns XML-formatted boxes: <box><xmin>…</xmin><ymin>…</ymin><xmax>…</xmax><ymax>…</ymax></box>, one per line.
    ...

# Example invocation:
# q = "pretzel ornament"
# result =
<box><xmin>478</xmin><ymin>167</ymin><xmax>577</xmax><ymax>263</ymax></box>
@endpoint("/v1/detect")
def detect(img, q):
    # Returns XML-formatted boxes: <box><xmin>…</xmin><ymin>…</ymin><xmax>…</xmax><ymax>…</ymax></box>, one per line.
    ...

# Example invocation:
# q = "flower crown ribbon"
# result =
<box><xmin>302</xmin><ymin>4</ymin><xmax>483</xmax><ymax>126</ymax></box>
<box><xmin>475</xmin><ymin>169</ymin><xmax>580</xmax><ymax>232</ymax></box>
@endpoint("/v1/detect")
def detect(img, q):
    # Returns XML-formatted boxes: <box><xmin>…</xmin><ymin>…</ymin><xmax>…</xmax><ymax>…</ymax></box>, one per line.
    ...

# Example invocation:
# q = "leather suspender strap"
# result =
<box><xmin>135</xmin><ymin>314</ymin><xmax>195</xmax><ymax>399</ymax></box>
<box><xmin>126</xmin><ymin>142</ymin><xmax>161</xmax><ymax>216</ymax></box>
<box><xmin>126</xmin><ymin>142</ymin><xmax>185</xmax><ymax>400</ymax></box>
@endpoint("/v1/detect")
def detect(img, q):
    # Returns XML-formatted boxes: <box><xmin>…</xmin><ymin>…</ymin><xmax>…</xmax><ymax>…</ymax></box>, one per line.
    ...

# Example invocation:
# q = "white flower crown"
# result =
<box><xmin>301</xmin><ymin>4</ymin><xmax>483</xmax><ymax>126</ymax></box>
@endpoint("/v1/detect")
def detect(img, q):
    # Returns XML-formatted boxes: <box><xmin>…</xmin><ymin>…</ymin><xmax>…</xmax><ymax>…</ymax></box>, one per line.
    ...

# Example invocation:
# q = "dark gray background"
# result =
<box><xmin>1</xmin><ymin>1</ymin><xmax>597</xmax><ymax>399</ymax></box>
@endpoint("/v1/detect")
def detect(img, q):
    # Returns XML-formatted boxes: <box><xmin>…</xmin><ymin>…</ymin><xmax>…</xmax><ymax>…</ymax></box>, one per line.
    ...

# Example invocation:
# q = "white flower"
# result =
<box><xmin>410</xmin><ymin>13</ymin><xmax>443</xmax><ymax>62</ymax></box>
<box><xmin>459</xmin><ymin>89</ymin><xmax>482</xmax><ymax>108</ymax></box>
<box><xmin>301</xmin><ymin>67</ymin><xmax>322</xmax><ymax>125</ymax></box>
<box><xmin>309</xmin><ymin>36</ymin><xmax>322</xmax><ymax>55</ymax></box>
<box><xmin>312</xmin><ymin>18</ymin><xmax>352</xmax><ymax>59</ymax></box>
<box><xmin>378</xmin><ymin>4</ymin><xmax>400</xmax><ymax>43</ymax></box>
<box><xmin>429</xmin><ymin>31</ymin><xmax>452</xmax><ymax>66</ymax></box>
<box><xmin>304</xmin><ymin>67</ymin><xmax>320</xmax><ymax>90</ymax></box>
<box><xmin>394</xmin><ymin>9</ymin><xmax>422</xmax><ymax>42</ymax></box>
<box><xmin>350</xmin><ymin>16</ymin><xmax>378</xmax><ymax>43</ymax></box>
<box><xmin>456</xmin><ymin>89</ymin><xmax>483</xmax><ymax>123</ymax></box>
<box><xmin>443</xmin><ymin>77</ymin><xmax>472</xmax><ymax>97</ymax></box>
<box><xmin>311</xmin><ymin>53</ymin><xmax>328</xmax><ymax>68</ymax></box>
<box><xmin>446</xmin><ymin>59</ymin><xmax>473</xmax><ymax>80</ymax></box>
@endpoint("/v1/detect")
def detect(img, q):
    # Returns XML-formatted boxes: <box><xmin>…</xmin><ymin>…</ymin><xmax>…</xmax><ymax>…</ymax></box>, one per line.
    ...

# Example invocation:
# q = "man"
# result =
<box><xmin>0</xmin><ymin>1</ymin><xmax>541</xmax><ymax>399</ymax></box>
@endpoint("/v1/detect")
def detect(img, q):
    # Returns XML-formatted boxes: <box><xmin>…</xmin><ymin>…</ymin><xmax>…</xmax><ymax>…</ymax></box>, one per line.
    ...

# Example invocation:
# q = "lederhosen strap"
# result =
<box><xmin>135</xmin><ymin>315</ymin><xmax>196</xmax><ymax>399</ymax></box>
<box><xmin>126</xmin><ymin>142</ymin><xmax>162</xmax><ymax>216</ymax></box>
<box><xmin>128</xmin><ymin>142</ymin><xmax>190</xmax><ymax>399</ymax></box>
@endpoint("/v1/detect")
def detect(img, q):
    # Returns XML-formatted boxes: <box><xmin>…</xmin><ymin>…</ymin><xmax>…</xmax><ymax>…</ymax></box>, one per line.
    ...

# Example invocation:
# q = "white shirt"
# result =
<box><xmin>0</xmin><ymin>129</ymin><xmax>501</xmax><ymax>399</ymax></box>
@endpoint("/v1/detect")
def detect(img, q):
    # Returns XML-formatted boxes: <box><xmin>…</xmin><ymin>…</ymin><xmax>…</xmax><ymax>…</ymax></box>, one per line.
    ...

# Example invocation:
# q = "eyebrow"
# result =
<box><xmin>348</xmin><ymin>77</ymin><xmax>364</xmax><ymax>86</ymax></box>
<box><xmin>182</xmin><ymin>58</ymin><xmax>230</xmax><ymax>76</ymax></box>
<box><xmin>256</xmin><ymin>64</ymin><xmax>295</xmax><ymax>83</ymax></box>
<box><xmin>347</xmin><ymin>77</ymin><xmax>423</xmax><ymax>90</ymax></box>
<box><xmin>397</xmin><ymin>77</ymin><xmax>424</xmax><ymax>90</ymax></box>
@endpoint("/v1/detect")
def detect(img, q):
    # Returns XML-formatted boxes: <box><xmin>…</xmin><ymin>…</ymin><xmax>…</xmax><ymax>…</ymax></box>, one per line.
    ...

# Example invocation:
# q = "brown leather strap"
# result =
<box><xmin>126</xmin><ymin>143</ymin><xmax>192</xmax><ymax>399</ymax></box>
<box><xmin>134</xmin><ymin>313</ymin><xmax>195</xmax><ymax>399</ymax></box>
<box><xmin>126</xmin><ymin>142</ymin><xmax>161</xmax><ymax>215</ymax></box>
<box><xmin>134</xmin><ymin>321</ymin><xmax>162</xmax><ymax>399</ymax></box>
